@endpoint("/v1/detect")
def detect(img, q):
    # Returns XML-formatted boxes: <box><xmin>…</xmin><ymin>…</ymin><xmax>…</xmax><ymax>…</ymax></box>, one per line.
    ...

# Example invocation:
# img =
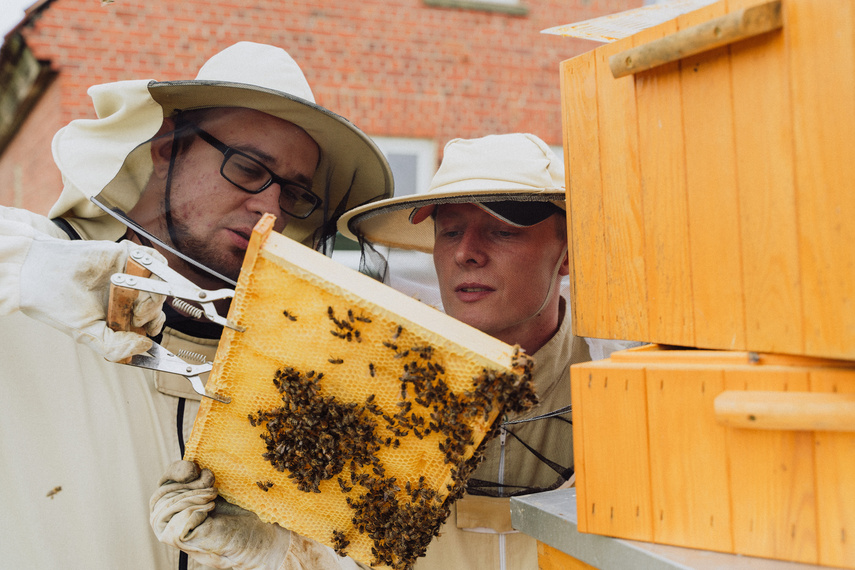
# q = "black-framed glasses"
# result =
<box><xmin>189</xmin><ymin>124</ymin><xmax>322</xmax><ymax>219</ymax></box>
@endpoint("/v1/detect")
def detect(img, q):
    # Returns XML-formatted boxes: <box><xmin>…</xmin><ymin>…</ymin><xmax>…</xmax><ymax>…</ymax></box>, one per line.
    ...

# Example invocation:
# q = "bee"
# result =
<box><xmin>337</xmin><ymin>477</ymin><xmax>353</xmax><ymax>493</ymax></box>
<box><xmin>392</xmin><ymin>325</ymin><xmax>402</xmax><ymax>339</ymax></box>
<box><xmin>328</xmin><ymin>358</ymin><xmax>344</xmax><ymax>364</ymax></box>
<box><xmin>282</xmin><ymin>309</ymin><xmax>297</xmax><ymax>321</ymax></box>
<box><xmin>331</xmin><ymin>529</ymin><xmax>350</xmax><ymax>556</ymax></box>
<box><xmin>347</xmin><ymin>309</ymin><xmax>354</xmax><ymax>322</ymax></box>
<box><xmin>330</xmin><ymin>330</ymin><xmax>346</xmax><ymax>339</ymax></box>
<box><xmin>256</xmin><ymin>481</ymin><xmax>274</xmax><ymax>491</ymax></box>
<box><xmin>368</xmin><ymin>363</ymin><xmax>375</xmax><ymax>377</ymax></box>
<box><xmin>355</xmin><ymin>314</ymin><xmax>372</xmax><ymax>323</ymax></box>
<box><xmin>46</xmin><ymin>486</ymin><xmax>62</xmax><ymax>499</ymax></box>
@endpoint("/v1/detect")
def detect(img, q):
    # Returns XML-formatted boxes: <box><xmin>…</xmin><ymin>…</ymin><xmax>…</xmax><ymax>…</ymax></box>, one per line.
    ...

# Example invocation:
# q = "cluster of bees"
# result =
<box><xmin>328</xmin><ymin>306</ymin><xmax>370</xmax><ymax>343</ymax></box>
<box><xmin>248</xmin><ymin>367</ymin><xmax>382</xmax><ymax>494</ymax></box>
<box><xmin>248</xmin><ymin>305</ymin><xmax>538</xmax><ymax>569</ymax></box>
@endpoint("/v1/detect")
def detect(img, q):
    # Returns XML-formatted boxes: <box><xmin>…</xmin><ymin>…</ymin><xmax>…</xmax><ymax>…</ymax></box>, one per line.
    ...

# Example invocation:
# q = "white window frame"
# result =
<box><xmin>370</xmin><ymin>136</ymin><xmax>438</xmax><ymax>197</ymax></box>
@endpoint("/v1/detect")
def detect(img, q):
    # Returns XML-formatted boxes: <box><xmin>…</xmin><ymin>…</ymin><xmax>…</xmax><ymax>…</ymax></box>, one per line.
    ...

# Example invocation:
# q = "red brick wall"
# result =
<box><xmin>0</xmin><ymin>77</ymin><xmax>64</xmax><ymax>214</ymax></box>
<box><xmin>1</xmin><ymin>0</ymin><xmax>640</xmax><ymax>211</ymax></box>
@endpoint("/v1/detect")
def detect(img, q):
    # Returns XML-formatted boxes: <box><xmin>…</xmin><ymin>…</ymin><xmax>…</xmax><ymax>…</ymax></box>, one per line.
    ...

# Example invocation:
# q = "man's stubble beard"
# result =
<box><xmin>161</xmin><ymin>196</ymin><xmax>244</xmax><ymax>287</ymax></box>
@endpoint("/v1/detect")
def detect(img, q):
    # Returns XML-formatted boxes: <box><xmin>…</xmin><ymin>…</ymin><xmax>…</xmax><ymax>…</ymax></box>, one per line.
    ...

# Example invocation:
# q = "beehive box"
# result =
<box><xmin>571</xmin><ymin>344</ymin><xmax>855</xmax><ymax>568</ymax></box>
<box><xmin>184</xmin><ymin>215</ymin><xmax>535</xmax><ymax>570</ymax></box>
<box><xmin>561</xmin><ymin>0</ymin><xmax>855</xmax><ymax>360</ymax></box>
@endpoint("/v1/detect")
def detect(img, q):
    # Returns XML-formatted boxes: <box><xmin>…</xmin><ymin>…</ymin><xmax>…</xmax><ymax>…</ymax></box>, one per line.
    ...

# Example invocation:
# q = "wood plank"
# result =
<box><xmin>810</xmin><ymin>369</ymin><xmax>855</xmax><ymax>567</ymax></box>
<box><xmin>678</xmin><ymin>3</ymin><xmax>746</xmax><ymax>351</ymax></box>
<box><xmin>633</xmin><ymin>20</ymin><xmax>695</xmax><ymax>347</ymax></box>
<box><xmin>724</xmin><ymin>368</ymin><xmax>818</xmax><ymax>564</ymax></box>
<box><xmin>787</xmin><ymin>0</ymin><xmax>855</xmax><ymax>360</ymax></box>
<box><xmin>537</xmin><ymin>541</ymin><xmax>598</xmax><ymax>570</ymax></box>
<box><xmin>573</xmin><ymin>362</ymin><xmax>653</xmax><ymax>541</ymax></box>
<box><xmin>561</xmin><ymin>53</ymin><xmax>609</xmax><ymax>339</ymax></box>
<box><xmin>727</xmin><ymin>0</ymin><xmax>804</xmax><ymax>356</ymax></box>
<box><xmin>646</xmin><ymin>366</ymin><xmax>732</xmax><ymax>551</ymax></box>
<box><xmin>594</xmin><ymin>37</ymin><xmax>648</xmax><ymax>343</ymax></box>
<box><xmin>570</xmin><ymin>363</ymin><xmax>589</xmax><ymax>533</ymax></box>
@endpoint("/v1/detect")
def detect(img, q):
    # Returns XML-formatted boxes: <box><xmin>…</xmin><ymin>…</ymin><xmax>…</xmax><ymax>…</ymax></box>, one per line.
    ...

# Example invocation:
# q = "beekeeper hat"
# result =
<box><xmin>50</xmin><ymin>41</ymin><xmax>393</xmax><ymax>247</ymax></box>
<box><xmin>337</xmin><ymin>133</ymin><xmax>565</xmax><ymax>253</ymax></box>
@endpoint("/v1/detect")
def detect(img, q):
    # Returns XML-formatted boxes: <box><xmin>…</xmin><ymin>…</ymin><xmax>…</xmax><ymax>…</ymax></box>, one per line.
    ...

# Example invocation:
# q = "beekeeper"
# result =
<box><xmin>338</xmin><ymin>133</ymin><xmax>591</xmax><ymax>570</ymax></box>
<box><xmin>154</xmin><ymin>134</ymin><xmax>595</xmax><ymax>570</ymax></box>
<box><xmin>0</xmin><ymin>42</ymin><xmax>391</xmax><ymax>569</ymax></box>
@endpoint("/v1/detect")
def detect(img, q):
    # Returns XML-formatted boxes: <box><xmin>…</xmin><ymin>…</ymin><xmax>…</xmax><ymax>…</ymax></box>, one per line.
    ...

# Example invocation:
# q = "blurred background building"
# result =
<box><xmin>0</xmin><ymin>0</ymin><xmax>640</xmax><ymax>211</ymax></box>
<box><xmin>0</xmin><ymin>0</ymin><xmax>640</xmax><ymax>304</ymax></box>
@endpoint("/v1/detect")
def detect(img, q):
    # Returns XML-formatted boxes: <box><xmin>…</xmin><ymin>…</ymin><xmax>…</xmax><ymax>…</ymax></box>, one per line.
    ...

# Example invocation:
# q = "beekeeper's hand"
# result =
<box><xmin>150</xmin><ymin>461</ymin><xmax>358</xmax><ymax>570</ymax></box>
<box><xmin>150</xmin><ymin>461</ymin><xmax>288</xmax><ymax>570</ymax></box>
<box><xmin>17</xmin><ymin>237</ymin><xmax>166</xmax><ymax>361</ymax></box>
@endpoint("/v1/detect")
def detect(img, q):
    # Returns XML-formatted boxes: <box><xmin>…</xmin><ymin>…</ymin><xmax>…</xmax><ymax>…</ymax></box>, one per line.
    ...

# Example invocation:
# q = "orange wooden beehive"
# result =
<box><xmin>560</xmin><ymin>1</ymin><xmax>855</xmax><ymax>567</ymax></box>
<box><xmin>571</xmin><ymin>345</ymin><xmax>855</xmax><ymax>568</ymax></box>
<box><xmin>561</xmin><ymin>0</ymin><xmax>855</xmax><ymax>360</ymax></box>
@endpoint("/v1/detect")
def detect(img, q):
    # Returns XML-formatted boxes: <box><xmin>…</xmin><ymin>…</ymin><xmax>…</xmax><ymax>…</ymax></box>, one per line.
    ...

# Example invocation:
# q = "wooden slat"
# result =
<box><xmin>594</xmin><ymin>37</ymin><xmax>648</xmax><ymax>343</ymax></box>
<box><xmin>536</xmin><ymin>542</ymin><xmax>598</xmax><ymax>570</ymax></box>
<box><xmin>561</xmin><ymin>53</ymin><xmax>609</xmax><ymax>339</ymax></box>
<box><xmin>724</xmin><ymin>368</ymin><xmax>818</xmax><ymax>563</ymax></box>
<box><xmin>788</xmin><ymin>0</ymin><xmax>855</xmax><ymax>360</ymax></box>
<box><xmin>646</xmin><ymin>366</ymin><xmax>732</xmax><ymax>551</ymax></box>
<box><xmin>678</xmin><ymin>3</ymin><xmax>746</xmax><ymax>351</ymax></box>
<box><xmin>570</xmin><ymin>363</ymin><xmax>589</xmax><ymax>533</ymax></box>
<box><xmin>810</xmin><ymin>369</ymin><xmax>855</xmax><ymax>566</ymax></box>
<box><xmin>727</xmin><ymin>0</ymin><xmax>805</xmax><ymax>356</ymax></box>
<box><xmin>634</xmin><ymin>21</ymin><xmax>695</xmax><ymax>347</ymax></box>
<box><xmin>573</xmin><ymin>363</ymin><xmax>652</xmax><ymax>541</ymax></box>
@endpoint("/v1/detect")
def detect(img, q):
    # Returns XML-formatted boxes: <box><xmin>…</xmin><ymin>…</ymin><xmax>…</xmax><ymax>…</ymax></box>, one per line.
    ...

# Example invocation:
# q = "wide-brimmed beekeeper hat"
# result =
<box><xmin>337</xmin><ymin>133</ymin><xmax>565</xmax><ymax>253</ymax></box>
<box><xmin>49</xmin><ymin>41</ymin><xmax>393</xmax><ymax>248</ymax></box>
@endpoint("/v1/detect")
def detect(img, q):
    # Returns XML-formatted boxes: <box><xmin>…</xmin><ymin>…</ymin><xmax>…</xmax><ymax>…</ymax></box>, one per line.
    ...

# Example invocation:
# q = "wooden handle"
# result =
<box><xmin>714</xmin><ymin>390</ymin><xmax>855</xmax><ymax>432</ymax></box>
<box><xmin>106</xmin><ymin>257</ymin><xmax>151</xmax><ymax>364</ymax></box>
<box><xmin>609</xmin><ymin>0</ymin><xmax>783</xmax><ymax>78</ymax></box>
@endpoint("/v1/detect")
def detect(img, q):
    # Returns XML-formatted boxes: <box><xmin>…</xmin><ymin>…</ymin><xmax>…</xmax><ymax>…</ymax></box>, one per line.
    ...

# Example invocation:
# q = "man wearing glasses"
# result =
<box><xmin>0</xmin><ymin>42</ymin><xmax>391</xmax><ymax>569</ymax></box>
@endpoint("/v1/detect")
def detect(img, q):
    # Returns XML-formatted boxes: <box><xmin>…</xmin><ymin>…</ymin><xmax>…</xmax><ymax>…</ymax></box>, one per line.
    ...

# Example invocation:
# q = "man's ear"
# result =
<box><xmin>150</xmin><ymin>118</ymin><xmax>177</xmax><ymax>180</ymax></box>
<box><xmin>558</xmin><ymin>245</ymin><xmax>570</xmax><ymax>277</ymax></box>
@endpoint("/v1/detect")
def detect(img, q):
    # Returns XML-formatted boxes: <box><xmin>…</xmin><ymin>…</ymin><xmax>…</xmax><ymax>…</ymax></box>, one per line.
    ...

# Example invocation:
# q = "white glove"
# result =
<box><xmin>18</xmin><ymin>237</ymin><xmax>166</xmax><ymax>362</ymax></box>
<box><xmin>150</xmin><ymin>461</ymin><xmax>359</xmax><ymax>570</ymax></box>
<box><xmin>150</xmin><ymin>461</ymin><xmax>291</xmax><ymax>570</ymax></box>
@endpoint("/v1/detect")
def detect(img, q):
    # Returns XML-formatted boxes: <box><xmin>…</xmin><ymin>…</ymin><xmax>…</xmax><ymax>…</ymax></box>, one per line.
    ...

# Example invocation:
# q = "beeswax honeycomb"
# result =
<box><xmin>185</xmin><ymin>215</ymin><xmax>534</xmax><ymax>569</ymax></box>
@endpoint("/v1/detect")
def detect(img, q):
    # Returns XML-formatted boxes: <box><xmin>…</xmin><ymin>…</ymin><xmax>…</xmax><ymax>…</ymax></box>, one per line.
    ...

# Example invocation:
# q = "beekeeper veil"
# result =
<box><xmin>49</xmin><ymin>42</ymin><xmax>393</xmax><ymax>287</ymax></box>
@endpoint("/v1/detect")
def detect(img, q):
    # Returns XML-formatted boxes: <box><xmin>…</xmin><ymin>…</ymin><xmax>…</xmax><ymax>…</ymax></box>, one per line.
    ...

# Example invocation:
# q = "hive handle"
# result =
<box><xmin>106</xmin><ymin>256</ymin><xmax>151</xmax><ymax>364</ymax></box>
<box><xmin>609</xmin><ymin>0</ymin><xmax>783</xmax><ymax>79</ymax></box>
<box><xmin>714</xmin><ymin>390</ymin><xmax>855</xmax><ymax>432</ymax></box>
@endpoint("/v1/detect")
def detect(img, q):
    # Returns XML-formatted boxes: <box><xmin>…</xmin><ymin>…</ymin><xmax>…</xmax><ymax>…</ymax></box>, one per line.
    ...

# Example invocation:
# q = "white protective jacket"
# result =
<box><xmin>0</xmin><ymin>206</ymin><xmax>218</xmax><ymax>569</ymax></box>
<box><xmin>0</xmin><ymin>74</ymin><xmax>373</xmax><ymax>569</ymax></box>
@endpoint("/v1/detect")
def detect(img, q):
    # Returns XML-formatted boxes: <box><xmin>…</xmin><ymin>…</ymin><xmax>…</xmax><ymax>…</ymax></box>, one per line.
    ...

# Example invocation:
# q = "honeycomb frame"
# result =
<box><xmin>184</xmin><ymin>215</ymin><xmax>533</xmax><ymax>569</ymax></box>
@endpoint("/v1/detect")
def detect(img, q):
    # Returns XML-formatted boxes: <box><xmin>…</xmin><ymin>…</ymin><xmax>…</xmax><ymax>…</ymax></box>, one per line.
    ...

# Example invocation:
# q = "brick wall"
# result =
<box><xmin>0</xmin><ymin>76</ymin><xmax>63</xmax><ymax>213</ymax></box>
<box><xmin>1</xmin><ymin>0</ymin><xmax>640</xmax><ymax>213</ymax></box>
